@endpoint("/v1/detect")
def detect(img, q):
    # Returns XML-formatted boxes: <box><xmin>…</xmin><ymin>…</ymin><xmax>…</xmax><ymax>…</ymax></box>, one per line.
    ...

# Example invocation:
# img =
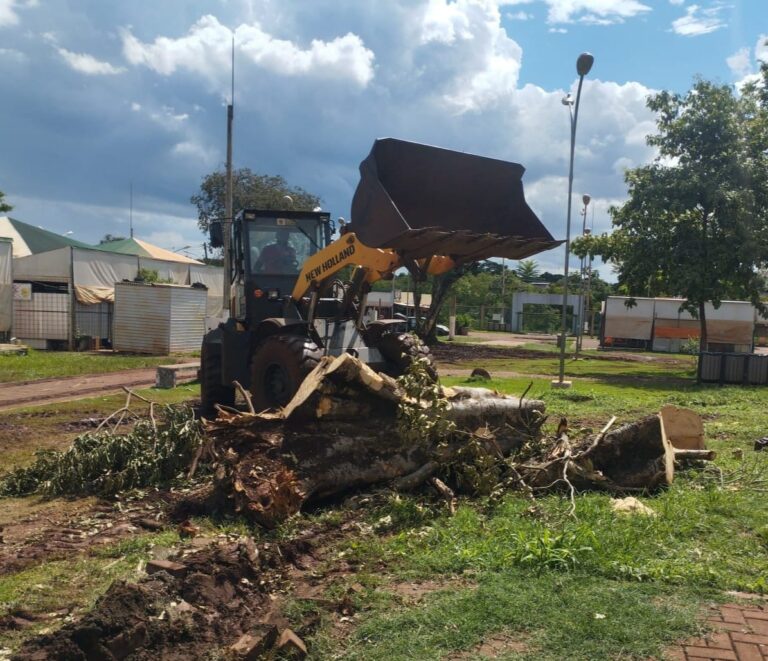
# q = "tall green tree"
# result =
<box><xmin>0</xmin><ymin>189</ymin><xmax>13</xmax><ymax>213</ymax></box>
<box><xmin>516</xmin><ymin>259</ymin><xmax>540</xmax><ymax>282</ymax></box>
<box><xmin>191</xmin><ymin>168</ymin><xmax>322</xmax><ymax>235</ymax></box>
<box><xmin>587</xmin><ymin>76</ymin><xmax>768</xmax><ymax>348</ymax></box>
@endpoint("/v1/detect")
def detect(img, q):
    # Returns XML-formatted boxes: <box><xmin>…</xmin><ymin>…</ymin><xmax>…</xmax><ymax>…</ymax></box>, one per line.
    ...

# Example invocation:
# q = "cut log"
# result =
<box><xmin>205</xmin><ymin>353</ymin><xmax>546</xmax><ymax>527</ymax></box>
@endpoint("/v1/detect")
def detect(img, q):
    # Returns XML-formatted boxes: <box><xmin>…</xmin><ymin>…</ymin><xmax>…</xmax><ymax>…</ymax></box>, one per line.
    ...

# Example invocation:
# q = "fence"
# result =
<box><xmin>75</xmin><ymin>301</ymin><xmax>113</xmax><ymax>343</ymax></box>
<box><xmin>13</xmin><ymin>292</ymin><xmax>70</xmax><ymax>344</ymax></box>
<box><xmin>698</xmin><ymin>352</ymin><xmax>768</xmax><ymax>385</ymax></box>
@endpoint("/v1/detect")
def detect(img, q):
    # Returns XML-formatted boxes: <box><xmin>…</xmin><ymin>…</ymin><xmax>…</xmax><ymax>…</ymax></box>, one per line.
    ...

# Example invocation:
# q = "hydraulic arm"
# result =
<box><xmin>290</xmin><ymin>231</ymin><xmax>456</xmax><ymax>303</ymax></box>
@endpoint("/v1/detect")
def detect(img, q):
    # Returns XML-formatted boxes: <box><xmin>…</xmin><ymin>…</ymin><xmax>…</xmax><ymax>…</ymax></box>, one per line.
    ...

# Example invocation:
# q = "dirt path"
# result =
<box><xmin>0</xmin><ymin>369</ymin><xmax>162</xmax><ymax>411</ymax></box>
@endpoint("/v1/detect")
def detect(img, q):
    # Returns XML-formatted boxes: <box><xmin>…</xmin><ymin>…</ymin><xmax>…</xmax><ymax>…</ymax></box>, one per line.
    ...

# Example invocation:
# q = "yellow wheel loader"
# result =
<box><xmin>200</xmin><ymin>138</ymin><xmax>560</xmax><ymax>414</ymax></box>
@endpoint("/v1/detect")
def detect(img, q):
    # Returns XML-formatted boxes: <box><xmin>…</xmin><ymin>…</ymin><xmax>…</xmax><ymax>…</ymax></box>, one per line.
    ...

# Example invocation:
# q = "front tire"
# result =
<box><xmin>250</xmin><ymin>335</ymin><xmax>323</xmax><ymax>412</ymax></box>
<box><xmin>377</xmin><ymin>332</ymin><xmax>438</xmax><ymax>381</ymax></box>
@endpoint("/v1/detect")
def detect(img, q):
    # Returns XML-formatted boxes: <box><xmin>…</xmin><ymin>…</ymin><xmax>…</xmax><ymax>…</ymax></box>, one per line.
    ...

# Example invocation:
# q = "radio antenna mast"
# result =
<box><xmin>129</xmin><ymin>181</ymin><xmax>134</xmax><ymax>238</ymax></box>
<box><xmin>223</xmin><ymin>33</ymin><xmax>235</xmax><ymax>312</ymax></box>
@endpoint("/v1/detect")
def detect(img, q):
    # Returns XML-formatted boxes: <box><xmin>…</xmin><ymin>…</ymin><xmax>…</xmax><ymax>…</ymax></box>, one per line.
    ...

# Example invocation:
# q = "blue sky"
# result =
<box><xmin>0</xmin><ymin>0</ymin><xmax>765</xmax><ymax>275</ymax></box>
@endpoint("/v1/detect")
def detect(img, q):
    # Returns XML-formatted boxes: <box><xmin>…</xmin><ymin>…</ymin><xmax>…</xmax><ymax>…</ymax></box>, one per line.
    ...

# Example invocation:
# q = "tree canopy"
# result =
<box><xmin>99</xmin><ymin>234</ymin><xmax>127</xmax><ymax>244</ymax></box>
<box><xmin>584</xmin><ymin>73</ymin><xmax>768</xmax><ymax>347</ymax></box>
<box><xmin>516</xmin><ymin>259</ymin><xmax>540</xmax><ymax>282</ymax></box>
<box><xmin>191</xmin><ymin>168</ymin><xmax>322</xmax><ymax>235</ymax></box>
<box><xmin>0</xmin><ymin>189</ymin><xmax>12</xmax><ymax>214</ymax></box>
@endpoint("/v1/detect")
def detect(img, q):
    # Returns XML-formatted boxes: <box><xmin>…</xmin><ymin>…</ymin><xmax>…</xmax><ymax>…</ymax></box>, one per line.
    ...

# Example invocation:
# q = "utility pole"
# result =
<box><xmin>223</xmin><ymin>35</ymin><xmax>235</xmax><ymax>315</ymax></box>
<box><xmin>129</xmin><ymin>182</ymin><xmax>134</xmax><ymax>238</ymax></box>
<box><xmin>501</xmin><ymin>258</ymin><xmax>506</xmax><ymax>331</ymax></box>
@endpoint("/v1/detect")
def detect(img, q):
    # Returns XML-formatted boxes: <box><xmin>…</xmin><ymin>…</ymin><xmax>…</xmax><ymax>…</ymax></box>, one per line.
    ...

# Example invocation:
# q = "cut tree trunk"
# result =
<box><xmin>205</xmin><ymin>353</ymin><xmax>545</xmax><ymax>528</ymax></box>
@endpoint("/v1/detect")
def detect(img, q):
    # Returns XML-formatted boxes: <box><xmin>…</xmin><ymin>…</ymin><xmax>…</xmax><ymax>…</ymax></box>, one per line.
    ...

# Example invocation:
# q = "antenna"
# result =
<box><xmin>129</xmin><ymin>181</ymin><xmax>134</xmax><ymax>238</ymax></box>
<box><xmin>223</xmin><ymin>30</ymin><xmax>235</xmax><ymax>312</ymax></box>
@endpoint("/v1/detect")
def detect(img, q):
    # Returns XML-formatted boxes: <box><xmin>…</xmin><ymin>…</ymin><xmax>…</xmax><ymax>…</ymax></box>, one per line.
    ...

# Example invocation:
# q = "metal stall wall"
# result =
<box><xmin>699</xmin><ymin>353</ymin><xmax>768</xmax><ymax>385</ymax></box>
<box><xmin>13</xmin><ymin>291</ymin><xmax>70</xmax><ymax>348</ymax></box>
<box><xmin>0</xmin><ymin>238</ymin><xmax>11</xmax><ymax>339</ymax></box>
<box><xmin>601</xmin><ymin>297</ymin><xmax>654</xmax><ymax>349</ymax></box>
<box><xmin>113</xmin><ymin>282</ymin><xmax>207</xmax><ymax>354</ymax></box>
<box><xmin>75</xmin><ymin>301</ymin><xmax>113</xmax><ymax>343</ymax></box>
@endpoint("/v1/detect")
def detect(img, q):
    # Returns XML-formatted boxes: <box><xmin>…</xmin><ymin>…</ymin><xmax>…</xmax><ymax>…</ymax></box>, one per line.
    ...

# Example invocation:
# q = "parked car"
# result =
<box><xmin>394</xmin><ymin>313</ymin><xmax>450</xmax><ymax>336</ymax></box>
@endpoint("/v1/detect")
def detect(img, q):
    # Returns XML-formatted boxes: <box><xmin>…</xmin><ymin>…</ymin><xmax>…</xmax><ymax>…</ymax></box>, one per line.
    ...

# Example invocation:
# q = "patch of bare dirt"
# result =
<box><xmin>387</xmin><ymin>577</ymin><xmax>477</xmax><ymax>604</ymax></box>
<box><xmin>0</xmin><ymin>486</ymin><xmax>215</xmax><ymax>576</ymax></box>
<box><xmin>10</xmin><ymin>518</ymin><xmax>360</xmax><ymax>660</ymax></box>
<box><xmin>442</xmin><ymin>632</ymin><xmax>532</xmax><ymax>659</ymax></box>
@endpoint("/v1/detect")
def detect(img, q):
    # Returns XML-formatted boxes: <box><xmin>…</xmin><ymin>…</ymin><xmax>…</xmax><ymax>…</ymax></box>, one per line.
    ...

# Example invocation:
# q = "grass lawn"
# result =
<box><xmin>0</xmin><ymin>349</ymin><xmax>196</xmax><ymax>383</ymax></box>
<box><xmin>2</xmin><ymin>357</ymin><xmax>767</xmax><ymax>659</ymax></box>
<box><xmin>304</xmin><ymin>367</ymin><xmax>768</xmax><ymax>660</ymax></box>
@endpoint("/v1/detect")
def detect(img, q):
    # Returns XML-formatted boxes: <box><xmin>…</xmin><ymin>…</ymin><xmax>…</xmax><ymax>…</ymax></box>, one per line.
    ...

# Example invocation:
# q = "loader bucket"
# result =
<box><xmin>349</xmin><ymin>138</ymin><xmax>561</xmax><ymax>262</ymax></box>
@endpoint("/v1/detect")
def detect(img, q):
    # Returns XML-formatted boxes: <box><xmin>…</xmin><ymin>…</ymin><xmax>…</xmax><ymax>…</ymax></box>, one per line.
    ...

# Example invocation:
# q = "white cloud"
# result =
<box><xmin>172</xmin><ymin>140</ymin><xmax>217</xmax><ymax>166</ymax></box>
<box><xmin>668</xmin><ymin>0</ymin><xmax>684</xmax><ymax>4</ymax></box>
<box><xmin>727</xmin><ymin>47</ymin><xmax>751</xmax><ymax>79</ymax></box>
<box><xmin>541</xmin><ymin>0</ymin><xmax>651</xmax><ymax>25</ymax></box>
<box><xmin>757</xmin><ymin>34</ymin><xmax>768</xmax><ymax>62</ymax></box>
<box><xmin>506</xmin><ymin>10</ymin><xmax>533</xmax><ymax>20</ymax></box>
<box><xmin>0</xmin><ymin>47</ymin><xmax>26</xmax><ymax>62</ymax></box>
<box><xmin>549</xmin><ymin>27</ymin><xmax>568</xmax><ymax>32</ymax></box>
<box><xmin>3</xmin><ymin>1</ymin><xmax>664</xmax><ymax>278</ymax></box>
<box><xmin>729</xmin><ymin>34</ymin><xmax>768</xmax><ymax>90</ymax></box>
<box><xmin>612</xmin><ymin>156</ymin><xmax>635</xmax><ymax>175</ymax></box>
<box><xmin>122</xmin><ymin>14</ymin><xmax>375</xmax><ymax>89</ymax></box>
<box><xmin>417</xmin><ymin>0</ymin><xmax>524</xmax><ymax>112</ymax></box>
<box><xmin>0</xmin><ymin>0</ymin><xmax>35</xmax><ymax>27</ymax></box>
<box><xmin>671</xmin><ymin>4</ymin><xmax>726</xmax><ymax>37</ymax></box>
<box><xmin>57</xmin><ymin>48</ymin><xmax>126</xmax><ymax>75</ymax></box>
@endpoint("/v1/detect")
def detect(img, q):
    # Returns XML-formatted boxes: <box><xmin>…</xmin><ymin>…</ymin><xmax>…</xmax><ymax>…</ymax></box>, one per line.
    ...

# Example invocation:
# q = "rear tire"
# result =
<box><xmin>377</xmin><ymin>332</ymin><xmax>438</xmax><ymax>381</ymax></box>
<box><xmin>250</xmin><ymin>335</ymin><xmax>323</xmax><ymax>412</ymax></box>
<box><xmin>200</xmin><ymin>341</ymin><xmax>235</xmax><ymax>417</ymax></box>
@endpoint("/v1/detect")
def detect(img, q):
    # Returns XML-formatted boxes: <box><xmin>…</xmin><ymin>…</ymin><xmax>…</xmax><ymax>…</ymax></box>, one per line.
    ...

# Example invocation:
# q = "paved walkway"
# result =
<box><xmin>671</xmin><ymin>601</ymin><xmax>768</xmax><ymax>660</ymax></box>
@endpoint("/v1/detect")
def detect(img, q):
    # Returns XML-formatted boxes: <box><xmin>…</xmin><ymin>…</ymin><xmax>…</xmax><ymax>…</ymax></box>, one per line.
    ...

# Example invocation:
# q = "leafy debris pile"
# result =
<box><xmin>0</xmin><ymin>404</ymin><xmax>203</xmax><ymax>497</ymax></box>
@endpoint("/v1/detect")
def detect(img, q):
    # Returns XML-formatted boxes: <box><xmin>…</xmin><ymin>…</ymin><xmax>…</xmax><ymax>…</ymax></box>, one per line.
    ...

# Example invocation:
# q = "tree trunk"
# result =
<box><xmin>419</xmin><ymin>266</ymin><xmax>469</xmax><ymax>343</ymax></box>
<box><xmin>205</xmin><ymin>353</ymin><xmax>546</xmax><ymax>528</ymax></box>
<box><xmin>699</xmin><ymin>300</ymin><xmax>707</xmax><ymax>351</ymax></box>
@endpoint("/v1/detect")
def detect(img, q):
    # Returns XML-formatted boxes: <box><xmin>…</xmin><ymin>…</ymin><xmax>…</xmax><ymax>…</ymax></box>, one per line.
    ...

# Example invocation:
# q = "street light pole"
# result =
<box><xmin>554</xmin><ymin>52</ymin><xmax>594</xmax><ymax>389</ymax></box>
<box><xmin>575</xmin><ymin>194</ymin><xmax>591</xmax><ymax>357</ymax></box>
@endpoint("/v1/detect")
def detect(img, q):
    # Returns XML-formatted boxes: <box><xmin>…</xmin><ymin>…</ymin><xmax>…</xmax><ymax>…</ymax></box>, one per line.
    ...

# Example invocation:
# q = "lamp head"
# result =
<box><xmin>582</xmin><ymin>194</ymin><xmax>591</xmax><ymax>206</ymax></box>
<box><xmin>576</xmin><ymin>52</ymin><xmax>594</xmax><ymax>76</ymax></box>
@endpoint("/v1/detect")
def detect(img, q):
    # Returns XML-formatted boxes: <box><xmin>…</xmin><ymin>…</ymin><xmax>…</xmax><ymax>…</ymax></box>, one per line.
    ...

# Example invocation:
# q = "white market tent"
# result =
<box><xmin>12</xmin><ymin>245</ymin><xmax>223</xmax><ymax>349</ymax></box>
<box><xmin>0</xmin><ymin>238</ymin><xmax>11</xmax><ymax>337</ymax></box>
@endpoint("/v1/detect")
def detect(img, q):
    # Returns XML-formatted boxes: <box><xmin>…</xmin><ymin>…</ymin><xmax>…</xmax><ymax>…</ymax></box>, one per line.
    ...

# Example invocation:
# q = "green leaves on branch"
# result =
<box><xmin>0</xmin><ymin>189</ymin><xmax>12</xmax><ymax>214</ymax></box>
<box><xmin>191</xmin><ymin>168</ymin><xmax>321</xmax><ymax>235</ymax></box>
<box><xmin>396</xmin><ymin>354</ymin><xmax>456</xmax><ymax>447</ymax></box>
<box><xmin>595</xmin><ymin>75</ymin><xmax>768</xmax><ymax>331</ymax></box>
<box><xmin>0</xmin><ymin>405</ymin><xmax>204</xmax><ymax>497</ymax></box>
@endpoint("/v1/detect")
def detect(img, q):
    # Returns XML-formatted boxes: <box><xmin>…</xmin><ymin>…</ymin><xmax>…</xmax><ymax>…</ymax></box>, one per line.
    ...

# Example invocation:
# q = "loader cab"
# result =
<box><xmin>236</xmin><ymin>209</ymin><xmax>332</xmax><ymax>325</ymax></box>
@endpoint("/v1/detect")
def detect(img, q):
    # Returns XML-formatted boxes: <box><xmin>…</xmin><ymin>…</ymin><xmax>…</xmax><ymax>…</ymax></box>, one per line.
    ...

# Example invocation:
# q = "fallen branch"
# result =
<box><xmin>430</xmin><ymin>477</ymin><xmax>457</xmax><ymax>515</ymax></box>
<box><xmin>232</xmin><ymin>380</ymin><xmax>256</xmax><ymax>416</ymax></box>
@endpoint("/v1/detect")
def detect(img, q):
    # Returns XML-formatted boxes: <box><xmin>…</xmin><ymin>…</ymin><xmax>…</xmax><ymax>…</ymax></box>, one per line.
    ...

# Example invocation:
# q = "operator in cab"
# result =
<box><xmin>254</xmin><ymin>227</ymin><xmax>297</xmax><ymax>273</ymax></box>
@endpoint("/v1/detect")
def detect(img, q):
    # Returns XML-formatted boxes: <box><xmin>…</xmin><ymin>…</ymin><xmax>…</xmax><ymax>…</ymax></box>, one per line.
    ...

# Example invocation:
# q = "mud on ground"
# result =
<box><xmin>8</xmin><ymin>512</ymin><xmax>368</xmax><ymax>661</ymax></box>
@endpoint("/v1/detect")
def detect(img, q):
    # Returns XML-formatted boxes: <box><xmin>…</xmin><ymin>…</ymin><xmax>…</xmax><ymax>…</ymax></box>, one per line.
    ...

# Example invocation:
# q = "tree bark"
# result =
<box><xmin>699</xmin><ymin>299</ymin><xmax>707</xmax><ymax>352</ymax></box>
<box><xmin>206</xmin><ymin>353</ymin><xmax>546</xmax><ymax>528</ymax></box>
